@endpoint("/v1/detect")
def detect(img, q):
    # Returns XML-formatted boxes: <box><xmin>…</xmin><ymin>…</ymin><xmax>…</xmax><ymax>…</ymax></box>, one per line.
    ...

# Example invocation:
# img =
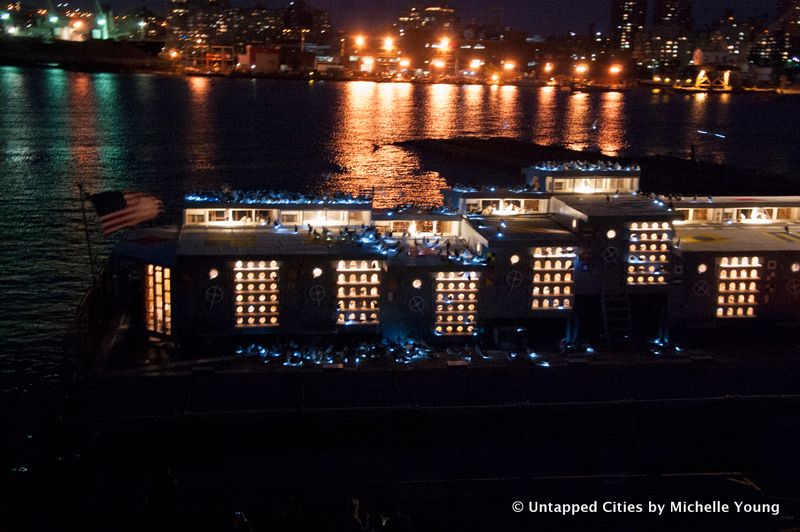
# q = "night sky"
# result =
<box><xmin>78</xmin><ymin>0</ymin><xmax>776</xmax><ymax>35</ymax></box>
<box><xmin>320</xmin><ymin>0</ymin><xmax>777</xmax><ymax>35</ymax></box>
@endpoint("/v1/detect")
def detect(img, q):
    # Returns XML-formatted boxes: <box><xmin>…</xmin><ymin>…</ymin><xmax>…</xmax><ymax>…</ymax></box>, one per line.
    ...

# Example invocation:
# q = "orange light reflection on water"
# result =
<box><xmin>326</xmin><ymin>81</ymin><xmax>446</xmax><ymax>207</ymax></box>
<box><xmin>186</xmin><ymin>75</ymin><xmax>216</xmax><ymax>174</ymax></box>
<box><xmin>532</xmin><ymin>86</ymin><xmax>558</xmax><ymax>144</ymax></box>
<box><xmin>68</xmin><ymin>74</ymin><xmax>101</xmax><ymax>182</ymax></box>
<box><xmin>563</xmin><ymin>92</ymin><xmax>591</xmax><ymax>151</ymax></box>
<box><xmin>596</xmin><ymin>91</ymin><xmax>626</xmax><ymax>156</ymax></box>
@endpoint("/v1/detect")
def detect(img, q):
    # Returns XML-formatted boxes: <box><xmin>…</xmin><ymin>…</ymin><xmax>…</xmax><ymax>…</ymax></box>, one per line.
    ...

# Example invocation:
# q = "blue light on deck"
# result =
<box><xmin>496</xmin><ymin>232</ymin><xmax>504</xmax><ymax>238</ymax></box>
<box><xmin>538</xmin><ymin>361</ymin><xmax>550</xmax><ymax>367</ymax></box>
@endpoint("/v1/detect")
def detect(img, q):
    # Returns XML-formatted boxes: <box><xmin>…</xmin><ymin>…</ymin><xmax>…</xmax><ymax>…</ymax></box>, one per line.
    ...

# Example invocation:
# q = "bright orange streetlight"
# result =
<box><xmin>575</xmin><ymin>63</ymin><xmax>588</xmax><ymax>75</ymax></box>
<box><xmin>431</xmin><ymin>59</ymin><xmax>446</xmax><ymax>68</ymax></box>
<box><xmin>544</xmin><ymin>62</ymin><xmax>553</xmax><ymax>73</ymax></box>
<box><xmin>439</xmin><ymin>37</ymin><xmax>450</xmax><ymax>51</ymax></box>
<box><xmin>399</xmin><ymin>58</ymin><xmax>411</xmax><ymax>68</ymax></box>
<box><xmin>503</xmin><ymin>61</ymin><xmax>515</xmax><ymax>71</ymax></box>
<box><xmin>469</xmin><ymin>58</ymin><xmax>481</xmax><ymax>69</ymax></box>
<box><xmin>609</xmin><ymin>64</ymin><xmax>623</xmax><ymax>75</ymax></box>
<box><xmin>354</xmin><ymin>34</ymin><xmax>365</xmax><ymax>48</ymax></box>
<box><xmin>383</xmin><ymin>36</ymin><xmax>394</xmax><ymax>51</ymax></box>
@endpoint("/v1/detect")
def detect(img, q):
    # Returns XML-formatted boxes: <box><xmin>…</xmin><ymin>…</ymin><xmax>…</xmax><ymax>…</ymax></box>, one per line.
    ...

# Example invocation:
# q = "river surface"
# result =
<box><xmin>1</xmin><ymin>65</ymin><xmax>799</xmax><ymax>392</ymax></box>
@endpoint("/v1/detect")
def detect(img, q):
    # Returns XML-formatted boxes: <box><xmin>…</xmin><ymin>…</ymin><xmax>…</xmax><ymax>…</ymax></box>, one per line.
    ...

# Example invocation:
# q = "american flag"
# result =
<box><xmin>89</xmin><ymin>191</ymin><xmax>163</xmax><ymax>236</ymax></box>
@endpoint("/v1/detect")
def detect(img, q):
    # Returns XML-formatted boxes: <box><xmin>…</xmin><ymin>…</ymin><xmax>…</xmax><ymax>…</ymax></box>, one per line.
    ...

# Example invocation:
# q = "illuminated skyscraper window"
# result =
<box><xmin>145</xmin><ymin>264</ymin><xmax>171</xmax><ymax>335</ymax></box>
<box><xmin>234</xmin><ymin>260</ymin><xmax>279</xmax><ymax>328</ymax></box>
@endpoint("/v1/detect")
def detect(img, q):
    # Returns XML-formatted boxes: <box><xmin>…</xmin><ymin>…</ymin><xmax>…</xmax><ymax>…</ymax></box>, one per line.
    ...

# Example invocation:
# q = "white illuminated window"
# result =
<box><xmin>531</xmin><ymin>247</ymin><xmax>576</xmax><ymax>310</ymax></box>
<box><xmin>209</xmin><ymin>268</ymin><xmax>219</xmax><ymax>280</ymax></box>
<box><xmin>412</xmin><ymin>279</ymin><xmax>422</xmax><ymax>289</ymax></box>
<box><xmin>434</xmin><ymin>271</ymin><xmax>479</xmax><ymax>336</ymax></box>
<box><xmin>145</xmin><ymin>264</ymin><xmax>171</xmax><ymax>335</ymax></box>
<box><xmin>312</xmin><ymin>267</ymin><xmax>323</xmax><ymax>278</ymax></box>
<box><xmin>792</xmin><ymin>263</ymin><xmax>800</xmax><ymax>273</ymax></box>
<box><xmin>715</xmin><ymin>256</ymin><xmax>762</xmax><ymax>319</ymax></box>
<box><xmin>510</xmin><ymin>254</ymin><xmax>520</xmax><ymax>265</ymax></box>
<box><xmin>626</xmin><ymin>221</ymin><xmax>671</xmax><ymax>285</ymax></box>
<box><xmin>234</xmin><ymin>260</ymin><xmax>280</xmax><ymax>328</ymax></box>
<box><xmin>336</xmin><ymin>260</ymin><xmax>381</xmax><ymax>325</ymax></box>
<box><xmin>697</xmin><ymin>264</ymin><xmax>707</xmax><ymax>274</ymax></box>
<box><xmin>607</xmin><ymin>229</ymin><xmax>617</xmax><ymax>239</ymax></box>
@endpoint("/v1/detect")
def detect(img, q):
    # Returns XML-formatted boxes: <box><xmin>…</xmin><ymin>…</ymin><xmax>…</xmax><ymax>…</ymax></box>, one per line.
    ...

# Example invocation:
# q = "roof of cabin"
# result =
<box><xmin>672</xmin><ymin>196</ymin><xmax>800</xmax><ymax>209</ymax></box>
<box><xmin>556</xmin><ymin>194</ymin><xmax>680</xmax><ymax>221</ymax></box>
<box><xmin>676</xmin><ymin>224</ymin><xmax>800</xmax><ymax>253</ymax></box>
<box><xmin>114</xmin><ymin>227</ymin><xmax>180</xmax><ymax>266</ymax></box>
<box><xmin>176</xmin><ymin>227</ymin><xmax>386</xmax><ymax>257</ymax></box>
<box><xmin>371</xmin><ymin>206</ymin><xmax>461</xmax><ymax>221</ymax></box>
<box><xmin>466</xmin><ymin>215</ymin><xmax>579</xmax><ymax>245</ymax></box>
<box><xmin>442</xmin><ymin>186</ymin><xmax>548</xmax><ymax>199</ymax></box>
<box><xmin>183</xmin><ymin>191</ymin><xmax>373</xmax><ymax>210</ymax></box>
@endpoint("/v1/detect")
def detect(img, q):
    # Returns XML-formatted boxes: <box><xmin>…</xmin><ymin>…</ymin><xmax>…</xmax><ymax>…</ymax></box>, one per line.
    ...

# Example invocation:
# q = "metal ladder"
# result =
<box><xmin>601</xmin><ymin>292</ymin><xmax>634</xmax><ymax>349</ymax></box>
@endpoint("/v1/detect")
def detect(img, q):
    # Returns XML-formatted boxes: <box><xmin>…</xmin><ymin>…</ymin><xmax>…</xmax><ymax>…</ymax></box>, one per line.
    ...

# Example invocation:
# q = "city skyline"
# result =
<box><xmin>10</xmin><ymin>0</ymin><xmax>779</xmax><ymax>36</ymax></box>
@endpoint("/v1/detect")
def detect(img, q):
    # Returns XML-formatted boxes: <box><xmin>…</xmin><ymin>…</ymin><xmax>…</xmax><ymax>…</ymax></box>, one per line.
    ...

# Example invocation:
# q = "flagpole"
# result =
<box><xmin>78</xmin><ymin>184</ymin><xmax>97</xmax><ymax>280</ymax></box>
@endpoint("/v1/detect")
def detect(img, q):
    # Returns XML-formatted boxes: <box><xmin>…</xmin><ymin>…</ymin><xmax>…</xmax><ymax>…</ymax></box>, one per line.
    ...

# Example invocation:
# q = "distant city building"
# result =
<box><xmin>652</xmin><ymin>0</ymin><xmax>692</xmax><ymax>29</ymax></box>
<box><xmin>751</xmin><ymin>1</ymin><xmax>800</xmax><ymax>68</ymax></box>
<box><xmin>610</xmin><ymin>0</ymin><xmax>647</xmax><ymax>51</ymax></box>
<box><xmin>396</xmin><ymin>3</ymin><xmax>459</xmax><ymax>36</ymax></box>
<box><xmin>639</xmin><ymin>0</ymin><xmax>694</xmax><ymax>71</ymax></box>
<box><xmin>280</xmin><ymin>0</ymin><xmax>331</xmax><ymax>44</ymax></box>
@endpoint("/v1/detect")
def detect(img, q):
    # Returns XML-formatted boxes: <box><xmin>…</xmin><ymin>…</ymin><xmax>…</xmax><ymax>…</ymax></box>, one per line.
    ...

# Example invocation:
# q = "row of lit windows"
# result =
<box><xmin>145</xmin><ymin>264</ymin><xmax>171</xmax><ymax>335</ymax></box>
<box><xmin>337</xmin><ymin>260</ymin><xmax>381</xmax><ymax>325</ymax></box>
<box><xmin>629</xmin><ymin>254</ymin><xmax>669</xmax><ymax>264</ymax></box>
<box><xmin>234</xmin><ymin>260</ymin><xmax>279</xmax><ymax>328</ymax></box>
<box><xmin>532</xmin><ymin>247</ymin><xmax>575</xmax><ymax>310</ymax></box>
<box><xmin>337</xmin><ymin>260</ymin><xmax>381</xmax><ymax>271</ymax></box>
<box><xmin>435</xmin><ymin>271</ymin><xmax>479</xmax><ymax>335</ymax></box>
<box><xmin>630</xmin><ymin>222</ymin><xmax>671</xmax><ymax>230</ymax></box>
<box><xmin>533</xmin><ymin>246</ymin><xmax>575</xmax><ymax>258</ymax></box>
<box><xmin>719</xmin><ymin>269</ymin><xmax>760</xmax><ymax>280</ymax></box>
<box><xmin>630</xmin><ymin>232</ymin><xmax>671</xmax><ymax>242</ymax></box>
<box><xmin>629</xmin><ymin>243</ymin><xmax>670</xmax><ymax>252</ymax></box>
<box><xmin>533</xmin><ymin>259</ymin><xmax>573</xmax><ymax>271</ymax></box>
<box><xmin>720</xmin><ymin>256</ymin><xmax>761</xmax><ymax>267</ymax></box>
<box><xmin>716</xmin><ymin>256</ymin><xmax>762</xmax><ymax>319</ymax></box>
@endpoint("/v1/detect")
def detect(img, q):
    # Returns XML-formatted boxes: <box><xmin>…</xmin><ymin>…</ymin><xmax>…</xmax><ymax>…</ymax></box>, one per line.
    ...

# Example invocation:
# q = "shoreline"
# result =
<box><xmin>1</xmin><ymin>60</ymin><xmax>797</xmax><ymax>96</ymax></box>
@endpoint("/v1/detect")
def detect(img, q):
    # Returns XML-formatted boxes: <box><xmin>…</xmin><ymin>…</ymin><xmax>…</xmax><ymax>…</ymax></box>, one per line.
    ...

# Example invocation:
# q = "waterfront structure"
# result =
<box><xmin>95</xmin><ymin>161</ymin><xmax>800</xmax><ymax>359</ymax></box>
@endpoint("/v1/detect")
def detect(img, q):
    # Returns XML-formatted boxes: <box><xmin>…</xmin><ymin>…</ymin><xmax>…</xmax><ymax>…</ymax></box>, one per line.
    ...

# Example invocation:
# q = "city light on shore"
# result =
<box><xmin>383</xmin><ymin>36</ymin><xmax>394</xmax><ymax>52</ymax></box>
<box><xmin>354</xmin><ymin>34</ymin><xmax>365</xmax><ymax>48</ymax></box>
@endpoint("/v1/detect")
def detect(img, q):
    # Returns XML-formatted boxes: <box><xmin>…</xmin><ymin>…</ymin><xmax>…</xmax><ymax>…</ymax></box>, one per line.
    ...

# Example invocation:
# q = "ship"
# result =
<box><xmin>65</xmin><ymin>160</ymin><xmax>800</xmax><ymax>381</ymax></box>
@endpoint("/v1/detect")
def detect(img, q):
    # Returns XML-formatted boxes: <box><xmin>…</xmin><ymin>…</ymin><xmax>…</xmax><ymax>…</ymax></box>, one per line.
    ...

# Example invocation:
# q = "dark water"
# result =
<box><xmin>1</xmin><ymin>65</ymin><xmax>799</xmax><ymax>391</ymax></box>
